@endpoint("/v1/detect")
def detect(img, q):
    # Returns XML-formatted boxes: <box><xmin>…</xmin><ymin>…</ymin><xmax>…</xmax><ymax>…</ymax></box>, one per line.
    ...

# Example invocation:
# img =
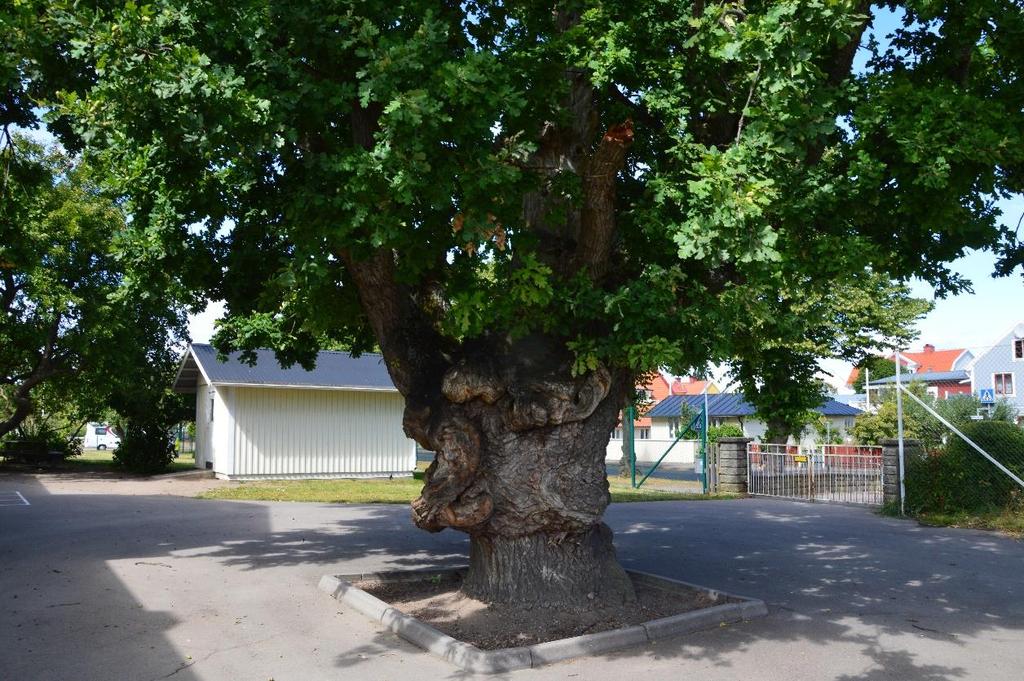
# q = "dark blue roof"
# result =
<box><xmin>173</xmin><ymin>343</ymin><xmax>396</xmax><ymax>392</ymax></box>
<box><xmin>868</xmin><ymin>370</ymin><xmax>969</xmax><ymax>385</ymax></box>
<box><xmin>647</xmin><ymin>393</ymin><xmax>755</xmax><ymax>418</ymax></box>
<box><xmin>646</xmin><ymin>393</ymin><xmax>861</xmax><ymax>418</ymax></box>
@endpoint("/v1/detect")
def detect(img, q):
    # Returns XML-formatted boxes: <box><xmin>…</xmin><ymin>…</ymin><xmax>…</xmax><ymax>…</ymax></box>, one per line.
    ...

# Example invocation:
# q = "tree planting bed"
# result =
<box><xmin>319</xmin><ymin>568</ymin><xmax>767</xmax><ymax>673</ymax></box>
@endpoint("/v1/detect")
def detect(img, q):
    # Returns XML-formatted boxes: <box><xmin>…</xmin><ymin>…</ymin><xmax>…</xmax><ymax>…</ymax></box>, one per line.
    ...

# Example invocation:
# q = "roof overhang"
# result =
<box><xmin>951</xmin><ymin>349</ymin><xmax>972</xmax><ymax>371</ymax></box>
<box><xmin>172</xmin><ymin>347</ymin><xmax>211</xmax><ymax>394</ymax></box>
<box><xmin>204</xmin><ymin>382</ymin><xmax>399</xmax><ymax>393</ymax></box>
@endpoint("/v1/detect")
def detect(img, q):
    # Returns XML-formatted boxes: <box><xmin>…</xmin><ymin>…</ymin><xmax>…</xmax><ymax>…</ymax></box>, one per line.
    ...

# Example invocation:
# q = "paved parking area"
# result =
<box><xmin>0</xmin><ymin>490</ymin><xmax>29</xmax><ymax>506</ymax></box>
<box><xmin>0</xmin><ymin>473</ymin><xmax>1021</xmax><ymax>680</ymax></box>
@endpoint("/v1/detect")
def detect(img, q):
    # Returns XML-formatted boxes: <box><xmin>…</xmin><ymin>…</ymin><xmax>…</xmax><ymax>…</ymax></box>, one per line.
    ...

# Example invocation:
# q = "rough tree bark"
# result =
<box><xmin>406</xmin><ymin>345</ymin><xmax>637</xmax><ymax>608</ymax></box>
<box><xmin>340</xmin><ymin>243</ymin><xmax>638</xmax><ymax>608</ymax></box>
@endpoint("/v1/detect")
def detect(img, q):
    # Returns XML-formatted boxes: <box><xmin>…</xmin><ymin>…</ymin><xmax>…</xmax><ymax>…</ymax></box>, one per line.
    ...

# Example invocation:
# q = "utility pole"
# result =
<box><xmin>894</xmin><ymin>350</ymin><xmax>906</xmax><ymax>516</ymax></box>
<box><xmin>864</xmin><ymin>367</ymin><xmax>870</xmax><ymax>410</ymax></box>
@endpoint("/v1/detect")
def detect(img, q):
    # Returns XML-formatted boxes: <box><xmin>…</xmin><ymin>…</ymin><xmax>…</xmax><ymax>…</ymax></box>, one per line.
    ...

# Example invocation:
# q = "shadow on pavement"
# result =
<box><xmin>0</xmin><ymin>474</ymin><xmax>204</xmax><ymax>681</ymax></box>
<box><xmin>2</xmin><ymin>472</ymin><xmax>1022</xmax><ymax>681</ymax></box>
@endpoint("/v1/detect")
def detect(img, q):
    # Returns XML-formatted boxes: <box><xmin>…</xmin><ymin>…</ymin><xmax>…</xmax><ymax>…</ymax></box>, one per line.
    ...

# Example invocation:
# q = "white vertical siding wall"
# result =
<box><xmin>210</xmin><ymin>386</ymin><xmax>235</xmax><ymax>475</ymax></box>
<box><xmin>194</xmin><ymin>376</ymin><xmax>214</xmax><ymax>470</ymax></box>
<box><xmin>604</xmin><ymin>438</ymin><xmax>699</xmax><ymax>464</ymax></box>
<box><xmin>226</xmin><ymin>387</ymin><xmax>415</xmax><ymax>479</ymax></box>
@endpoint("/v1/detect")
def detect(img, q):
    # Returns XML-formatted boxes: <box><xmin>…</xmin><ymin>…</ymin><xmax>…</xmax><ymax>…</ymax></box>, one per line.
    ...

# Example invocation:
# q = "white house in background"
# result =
<box><xmin>969</xmin><ymin>322</ymin><xmax>1024</xmax><ymax>423</ymax></box>
<box><xmin>172</xmin><ymin>344</ymin><xmax>415</xmax><ymax>480</ymax></box>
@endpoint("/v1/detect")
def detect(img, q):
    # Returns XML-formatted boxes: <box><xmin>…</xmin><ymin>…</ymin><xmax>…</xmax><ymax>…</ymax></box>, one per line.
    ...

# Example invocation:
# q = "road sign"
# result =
<box><xmin>978</xmin><ymin>388</ymin><xmax>995</xmax><ymax>404</ymax></box>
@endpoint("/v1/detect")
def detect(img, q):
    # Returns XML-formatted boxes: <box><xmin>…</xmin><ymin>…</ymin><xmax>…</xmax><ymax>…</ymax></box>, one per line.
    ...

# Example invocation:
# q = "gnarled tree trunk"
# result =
<box><xmin>406</xmin><ymin>343</ymin><xmax>636</xmax><ymax>608</ymax></box>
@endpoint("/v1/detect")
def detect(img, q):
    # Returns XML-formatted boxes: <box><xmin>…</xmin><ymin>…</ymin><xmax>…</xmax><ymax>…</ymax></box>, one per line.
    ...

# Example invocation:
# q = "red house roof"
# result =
<box><xmin>845</xmin><ymin>344</ymin><xmax>968</xmax><ymax>388</ymax></box>
<box><xmin>898</xmin><ymin>345</ymin><xmax>967</xmax><ymax>374</ymax></box>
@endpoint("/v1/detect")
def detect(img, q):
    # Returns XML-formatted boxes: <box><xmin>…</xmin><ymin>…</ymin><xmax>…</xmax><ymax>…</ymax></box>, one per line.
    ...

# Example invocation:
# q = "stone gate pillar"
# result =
<box><xmin>717</xmin><ymin>437</ymin><xmax>753</xmax><ymax>494</ymax></box>
<box><xmin>881</xmin><ymin>438</ymin><xmax>922</xmax><ymax>508</ymax></box>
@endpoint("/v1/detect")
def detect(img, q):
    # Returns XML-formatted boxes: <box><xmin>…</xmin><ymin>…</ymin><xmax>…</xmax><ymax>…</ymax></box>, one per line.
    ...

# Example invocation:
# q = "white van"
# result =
<box><xmin>83</xmin><ymin>423</ymin><xmax>121</xmax><ymax>450</ymax></box>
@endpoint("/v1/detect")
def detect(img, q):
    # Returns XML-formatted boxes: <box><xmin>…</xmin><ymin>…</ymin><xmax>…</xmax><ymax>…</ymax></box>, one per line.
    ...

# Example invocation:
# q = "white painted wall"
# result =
<box><xmin>211</xmin><ymin>386</ymin><xmax>235</xmax><ymax>475</ymax></box>
<box><xmin>220</xmin><ymin>386</ymin><xmax>415</xmax><ymax>479</ymax></box>
<box><xmin>194</xmin><ymin>376</ymin><xmax>214</xmax><ymax>470</ymax></box>
<box><xmin>608</xmin><ymin>414</ymin><xmax>857</xmax><ymax>463</ymax></box>
<box><xmin>606</xmin><ymin>437</ymin><xmax>698</xmax><ymax>464</ymax></box>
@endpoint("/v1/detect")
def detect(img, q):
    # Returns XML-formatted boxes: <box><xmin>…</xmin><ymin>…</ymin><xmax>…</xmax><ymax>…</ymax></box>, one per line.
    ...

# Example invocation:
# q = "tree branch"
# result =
<box><xmin>337</xmin><ymin>249</ymin><xmax>449</xmax><ymax>405</ymax></box>
<box><xmin>575</xmin><ymin>119</ymin><xmax>634</xmax><ymax>280</ymax></box>
<box><xmin>825</xmin><ymin>2</ymin><xmax>872</xmax><ymax>88</ymax></box>
<box><xmin>0</xmin><ymin>317</ymin><xmax>64</xmax><ymax>439</ymax></box>
<box><xmin>607</xmin><ymin>85</ymin><xmax>663</xmax><ymax>131</ymax></box>
<box><xmin>805</xmin><ymin>2</ymin><xmax>873</xmax><ymax>165</ymax></box>
<box><xmin>335</xmin><ymin>101</ymin><xmax>451</xmax><ymax>405</ymax></box>
<box><xmin>735</xmin><ymin>62</ymin><xmax>762</xmax><ymax>144</ymax></box>
<box><xmin>0</xmin><ymin>270</ymin><xmax>20</xmax><ymax>314</ymax></box>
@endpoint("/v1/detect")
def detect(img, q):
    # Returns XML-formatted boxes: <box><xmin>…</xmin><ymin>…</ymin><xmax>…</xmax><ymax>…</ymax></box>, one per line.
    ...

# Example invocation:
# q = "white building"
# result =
<box><xmin>610</xmin><ymin>393</ymin><xmax>862</xmax><ymax>460</ymax></box>
<box><xmin>172</xmin><ymin>344</ymin><xmax>415</xmax><ymax>480</ymax></box>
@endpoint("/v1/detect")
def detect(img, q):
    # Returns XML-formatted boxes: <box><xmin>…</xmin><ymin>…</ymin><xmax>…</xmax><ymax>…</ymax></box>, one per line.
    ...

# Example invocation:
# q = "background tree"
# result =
<box><xmin>730</xmin><ymin>273</ymin><xmax>930</xmax><ymax>443</ymax></box>
<box><xmin>0</xmin><ymin>136</ymin><xmax>188</xmax><ymax>441</ymax></box>
<box><xmin>853</xmin><ymin>387</ymin><xmax>1017</xmax><ymax>449</ymax></box>
<box><xmin>41</xmin><ymin>2</ymin><xmax>1024</xmax><ymax>608</ymax></box>
<box><xmin>852</xmin><ymin>356</ymin><xmax>898</xmax><ymax>393</ymax></box>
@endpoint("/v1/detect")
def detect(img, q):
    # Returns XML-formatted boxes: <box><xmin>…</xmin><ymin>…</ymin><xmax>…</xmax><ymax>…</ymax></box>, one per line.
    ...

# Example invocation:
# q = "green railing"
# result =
<box><xmin>630</xmin><ymin>403</ymin><xmax>708</xmax><ymax>489</ymax></box>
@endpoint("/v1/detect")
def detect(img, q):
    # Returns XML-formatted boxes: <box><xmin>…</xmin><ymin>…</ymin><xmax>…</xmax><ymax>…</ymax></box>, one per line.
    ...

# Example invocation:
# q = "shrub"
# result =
<box><xmin>112</xmin><ymin>421</ymin><xmax>176</xmax><ymax>475</ymax></box>
<box><xmin>905</xmin><ymin>420</ymin><xmax>1024</xmax><ymax>514</ymax></box>
<box><xmin>1</xmin><ymin>418</ymin><xmax>82</xmax><ymax>464</ymax></box>
<box><xmin>708</xmin><ymin>424</ymin><xmax>744</xmax><ymax>443</ymax></box>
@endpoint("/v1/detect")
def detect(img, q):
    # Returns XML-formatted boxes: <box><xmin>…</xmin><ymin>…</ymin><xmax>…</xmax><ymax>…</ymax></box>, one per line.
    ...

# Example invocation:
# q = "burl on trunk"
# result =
<box><xmin>406</xmin><ymin>344</ymin><xmax>636</xmax><ymax>609</ymax></box>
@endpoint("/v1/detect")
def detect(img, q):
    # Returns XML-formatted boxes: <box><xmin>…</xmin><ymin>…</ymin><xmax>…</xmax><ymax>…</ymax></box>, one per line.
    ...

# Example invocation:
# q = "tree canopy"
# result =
<box><xmin>728</xmin><ymin>271</ymin><xmax>930</xmax><ymax>441</ymax></box>
<box><xmin>852</xmin><ymin>354</ymin><xmax>898</xmax><ymax>393</ymax></box>
<box><xmin>29</xmin><ymin>1</ymin><xmax>1021</xmax><ymax>377</ymax></box>
<box><xmin>0</xmin><ymin>136</ymin><xmax>187</xmax><ymax>440</ymax></box>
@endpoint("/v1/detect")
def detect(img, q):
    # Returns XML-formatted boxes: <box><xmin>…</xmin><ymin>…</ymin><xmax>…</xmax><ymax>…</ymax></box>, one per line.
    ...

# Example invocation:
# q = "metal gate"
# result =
<box><xmin>747</xmin><ymin>443</ymin><xmax>884</xmax><ymax>506</ymax></box>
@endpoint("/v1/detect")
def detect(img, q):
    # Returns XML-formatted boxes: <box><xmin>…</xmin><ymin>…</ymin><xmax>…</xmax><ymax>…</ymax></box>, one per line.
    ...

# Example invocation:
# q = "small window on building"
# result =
<box><xmin>668</xmin><ymin>418</ymin><xmax>679</xmax><ymax>437</ymax></box>
<box><xmin>611</xmin><ymin>428</ymin><xmax>622</xmax><ymax>440</ymax></box>
<box><xmin>636</xmin><ymin>427</ymin><xmax>651</xmax><ymax>440</ymax></box>
<box><xmin>209</xmin><ymin>394</ymin><xmax>215</xmax><ymax>422</ymax></box>
<box><xmin>994</xmin><ymin>373</ymin><xmax>1015</xmax><ymax>397</ymax></box>
<box><xmin>1014</xmin><ymin>339</ymin><xmax>1024</xmax><ymax>361</ymax></box>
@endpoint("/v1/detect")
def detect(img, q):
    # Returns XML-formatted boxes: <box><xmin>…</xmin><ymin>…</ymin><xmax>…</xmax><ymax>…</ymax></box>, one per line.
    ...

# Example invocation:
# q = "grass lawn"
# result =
<box><xmin>915</xmin><ymin>509</ymin><xmax>1024</xmax><ymax>538</ymax></box>
<box><xmin>0</xmin><ymin>449</ymin><xmax>199</xmax><ymax>475</ymax></box>
<box><xmin>198</xmin><ymin>468</ymin><xmax>740</xmax><ymax>504</ymax></box>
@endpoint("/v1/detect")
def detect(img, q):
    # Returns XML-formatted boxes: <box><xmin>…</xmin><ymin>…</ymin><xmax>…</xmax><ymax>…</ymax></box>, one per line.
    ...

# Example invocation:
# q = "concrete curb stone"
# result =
<box><xmin>319</xmin><ymin>567</ymin><xmax>769</xmax><ymax>673</ymax></box>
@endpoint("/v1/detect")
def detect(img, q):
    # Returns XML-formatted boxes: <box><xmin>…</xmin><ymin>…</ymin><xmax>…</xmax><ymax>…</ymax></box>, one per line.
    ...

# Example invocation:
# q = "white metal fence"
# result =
<box><xmin>747</xmin><ymin>443</ymin><xmax>884</xmax><ymax>506</ymax></box>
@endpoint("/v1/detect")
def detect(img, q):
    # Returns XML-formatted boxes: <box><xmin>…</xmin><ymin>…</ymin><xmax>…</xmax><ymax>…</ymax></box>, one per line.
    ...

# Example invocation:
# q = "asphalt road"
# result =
<box><xmin>1</xmin><ymin>472</ymin><xmax>1021</xmax><ymax>681</ymax></box>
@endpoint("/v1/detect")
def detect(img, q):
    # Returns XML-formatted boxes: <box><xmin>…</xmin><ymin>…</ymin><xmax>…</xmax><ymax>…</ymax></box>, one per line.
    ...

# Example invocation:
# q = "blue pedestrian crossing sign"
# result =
<box><xmin>978</xmin><ymin>388</ymin><xmax>995</xmax><ymax>404</ymax></box>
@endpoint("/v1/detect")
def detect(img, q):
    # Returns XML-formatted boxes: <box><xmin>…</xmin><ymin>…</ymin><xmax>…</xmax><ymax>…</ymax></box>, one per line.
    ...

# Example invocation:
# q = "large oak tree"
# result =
<box><xmin>25</xmin><ymin>1</ymin><xmax>1024</xmax><ymax>607</ymax></box>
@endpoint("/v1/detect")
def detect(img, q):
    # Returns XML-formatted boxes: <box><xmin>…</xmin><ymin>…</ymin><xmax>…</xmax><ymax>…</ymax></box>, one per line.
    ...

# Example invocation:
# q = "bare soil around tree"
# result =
<box><xmin>357</xmin><ymin>571</ymin><xmax>733</xmax><ymax>650</ymax></box>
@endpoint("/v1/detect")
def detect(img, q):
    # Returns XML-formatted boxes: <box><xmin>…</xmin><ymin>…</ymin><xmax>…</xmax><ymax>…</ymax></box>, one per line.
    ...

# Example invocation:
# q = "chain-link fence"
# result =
<box><xmin>891</xmin><ymin>367</ymin><xmax>1024</xmax><ymax>529</ymax></box>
